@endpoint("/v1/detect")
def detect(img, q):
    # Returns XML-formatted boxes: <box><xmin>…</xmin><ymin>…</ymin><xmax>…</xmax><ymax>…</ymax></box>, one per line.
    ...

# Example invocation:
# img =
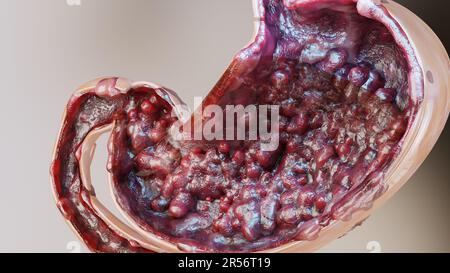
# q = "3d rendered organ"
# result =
<box><xmin>51</xmin><ymin>0</ymin><xmax>449</xmax><ymax>253</ymax></box>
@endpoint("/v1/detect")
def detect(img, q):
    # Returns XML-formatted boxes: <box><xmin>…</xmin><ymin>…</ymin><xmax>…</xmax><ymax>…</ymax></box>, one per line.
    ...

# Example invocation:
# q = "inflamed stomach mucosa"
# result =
<box><xmin>106</xmin><ymin>1</ymin><xmax>412</xmax><ymax>252</ymax></box>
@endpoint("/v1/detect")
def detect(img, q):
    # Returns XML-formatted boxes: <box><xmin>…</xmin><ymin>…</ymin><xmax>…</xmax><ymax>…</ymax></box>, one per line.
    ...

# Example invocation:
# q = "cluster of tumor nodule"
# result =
<box><xmin>123</xmin><ymin>43</ymin><xmax>408</xmax><ymax>246</ymax></box>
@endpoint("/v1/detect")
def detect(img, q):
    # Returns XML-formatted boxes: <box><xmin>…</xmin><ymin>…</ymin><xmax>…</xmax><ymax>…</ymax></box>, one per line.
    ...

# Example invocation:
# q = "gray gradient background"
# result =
<box><xmin>0</xmin><ymin>0</ymin><xmax>447</xmax><ymax>253</ymax></box>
